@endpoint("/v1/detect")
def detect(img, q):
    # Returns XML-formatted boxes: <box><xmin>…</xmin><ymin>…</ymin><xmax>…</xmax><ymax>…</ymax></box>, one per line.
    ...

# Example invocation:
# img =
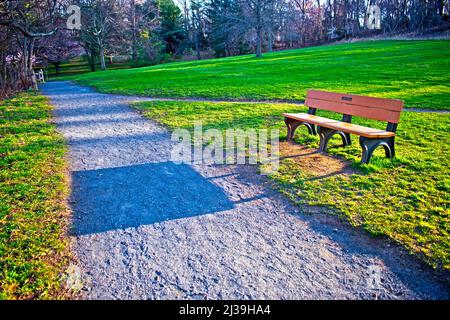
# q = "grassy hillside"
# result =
<box><xmin>67</xmin><ymin>40</ymin><xmax>450</xmax><ymax>110</ymax></box>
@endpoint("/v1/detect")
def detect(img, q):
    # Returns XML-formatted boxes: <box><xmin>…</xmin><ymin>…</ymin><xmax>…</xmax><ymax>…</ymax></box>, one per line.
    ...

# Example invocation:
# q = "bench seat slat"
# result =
<box><xmin>283</xmin><ymin>113</ymin><xmax>396</xmax><ymax>138</ymax></box>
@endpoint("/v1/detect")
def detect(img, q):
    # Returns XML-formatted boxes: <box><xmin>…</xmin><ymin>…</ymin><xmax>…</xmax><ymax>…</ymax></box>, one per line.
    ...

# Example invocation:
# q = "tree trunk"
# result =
<box><xmin>88</xmin><ymin>50</ymin><xmax>96</xmax><ymax>72</ymax></box>
<box><xmin>301</xmin><ymin>0</ymin><xmax>306</xmax><ymax>46</ymax></box>
<box><xmin>255</xmin><ymin>1</ymin><xmax>263</xmax><ymax>58</ymax></box>
<box><xmin>267</xmin><ymin>1</ymin><xmax>275</xmax><ymax>53</ymax></box>
<box><xmin>267</xmin><ymin>27</ymin><xmax>273</xmax><ymax>53</ymax></box>
<box><xmin>99</xmin><ymin>45</ymin><xmax>106</xmax><ymax>71</ymax></box>
<box><xmin>28</xmin><ymin>38</ymin><xmax>35</xmax><ymax>73</ymax></box>
<box><xmin>25</xmin><ymin>37</ymin><xmax>37</xmax><ymax>90</ymax></box>
<box><xmin>438</xmin><ymin>0</ymin><xmax>444</xmax><ymax>16</ymax></box>
<box><xmin>1</xmin><ymin>51</ymin><xmax>6</xmax><ymax>89</ymax></box>
<box><xmin>195</xmin><ymin>32</ymin><xmax>201</xmax><ymax>60</ymax></box>
<box><xmin>317</xmin><ymin>0</ymin><xmax>322</xmax><ymax>42</ymax></box>
<box><xmin>131</xmin><ymin>45</ymin><xmax>138</xmax><ymax>66</ymax></box>
<box><xmin>256</xmin><ymin>25</ymin><xmax>262</xmax><ymax>57</ymax></box>
<box><xmin>53</xmin><ymin>62</ymin><xmax>61</xmax><ymax>75</ymax></box>
<box><xmin>131</xmin><ymin>1</ymin><xmax>139</xmax><ymax>66</ymax></box>
<box><xmin>23</xmin><ymin>37</ymin><xmax>28</xmax><ymax>75</ymax></box>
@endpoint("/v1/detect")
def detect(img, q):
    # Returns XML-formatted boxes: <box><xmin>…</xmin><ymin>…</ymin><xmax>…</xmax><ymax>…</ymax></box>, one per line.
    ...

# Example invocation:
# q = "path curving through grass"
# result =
<box><xmin>39</xmin><ymin>81</ymin><xmax>449</xmax><ymax>299</ymax></box>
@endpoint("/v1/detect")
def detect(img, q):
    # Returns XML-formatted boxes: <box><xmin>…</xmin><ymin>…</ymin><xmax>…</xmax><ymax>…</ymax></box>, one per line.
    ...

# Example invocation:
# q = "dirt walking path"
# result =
<box><xmin>41</xmin><ymin>81</ymin><xmax>449</xmax><ymax>300</ymax></box>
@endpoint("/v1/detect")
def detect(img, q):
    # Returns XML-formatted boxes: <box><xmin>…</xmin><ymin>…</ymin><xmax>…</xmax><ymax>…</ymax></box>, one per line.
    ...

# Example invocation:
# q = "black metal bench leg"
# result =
<box><xmin>317</xmin><ymin>126</ymin><xmax>335</xmax><ymax>152</ymax></box>
<box><xmin>318</xmin><ymin>126</ymin><xmax>351</xmax><ymax>152</ymax></box>
<box><xmin>304</xmin><ymin>123</ymin><xmax>317</xmax><ymax>135</ymax></box>
<box><xmin>336</xmin><ymin>131</ymin><xmax>351</xmax><ymax>147</ymax></box>
<box><xmin>285</xmin><ymin>118</ymin><xmax>316</xmax><ymax>142</ymax></box>
<box><xmin>359</xmin><ymin>136</ymin><xmax>395</xmax><ymax>164</ymax></box>
<box><xmin>285</xmin><ymin>118</ymin><xmax>301</xmax><ymax>141</ymax></box>
<box><xmin>343</xmin><ymin>132</ymin><xmax>351</xmax><ymax>146</ymax></box>
<box><xmin>387</xmin><ymin>137</ymin><xmax>395</xmax><ymax>158</ymax></box>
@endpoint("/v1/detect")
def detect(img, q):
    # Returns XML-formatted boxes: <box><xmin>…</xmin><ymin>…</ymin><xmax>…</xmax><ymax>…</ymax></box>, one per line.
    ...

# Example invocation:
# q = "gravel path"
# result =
<box><xmin>41</xmin><ymin>81</ymin><xmax>449</xmax><ymax>300</ymax></box>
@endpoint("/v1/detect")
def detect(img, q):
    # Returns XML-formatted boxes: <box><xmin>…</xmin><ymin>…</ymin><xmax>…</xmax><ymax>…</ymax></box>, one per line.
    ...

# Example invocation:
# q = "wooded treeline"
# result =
<box><xmin>1</xmin><ymin>0</ymin><xmax>449</xmax><ymax>97</ymax></box>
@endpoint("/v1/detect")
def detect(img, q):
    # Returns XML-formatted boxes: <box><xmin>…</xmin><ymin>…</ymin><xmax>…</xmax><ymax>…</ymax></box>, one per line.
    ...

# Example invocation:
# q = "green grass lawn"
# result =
<box><xmin>67</xmin><ymin>40</ymin><xmax>450</xmax><ymax>110</ymax></box>
<box><xmin>0</xmin><ymin>93</ymin><xmax>71</xmax><ymax>299</ymax></box>
<box><xmin>134</xmin><ymin>100</ymin><xmax>450</xmax><ymax>270</ymax></box>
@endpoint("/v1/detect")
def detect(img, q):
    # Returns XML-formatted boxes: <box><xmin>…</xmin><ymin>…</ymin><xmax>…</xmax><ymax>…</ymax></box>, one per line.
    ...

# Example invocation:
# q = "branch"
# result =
<box><xmin>0</xmin><ymin>20</ymin><xmax>59</xmax><ymax>38</ymax></box>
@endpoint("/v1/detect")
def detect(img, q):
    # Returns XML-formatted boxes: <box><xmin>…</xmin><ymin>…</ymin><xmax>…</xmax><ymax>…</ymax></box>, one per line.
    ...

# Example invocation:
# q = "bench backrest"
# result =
<box><xmin>305</xmin><ymin>90</ymin><xmax>404</xmax><ymax>124</ymax></box>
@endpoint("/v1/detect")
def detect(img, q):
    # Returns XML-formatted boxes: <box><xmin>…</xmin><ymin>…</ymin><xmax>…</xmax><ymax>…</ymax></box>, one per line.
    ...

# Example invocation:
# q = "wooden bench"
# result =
<box><xmin>34</xmin><ymin>69</ymin><xmax>45</xmax><ymax>84</ymax></box>
<box><xmin>283</xmin><ymin>90</ymin><xmax>404</xmax><ymax>164</ymax></box>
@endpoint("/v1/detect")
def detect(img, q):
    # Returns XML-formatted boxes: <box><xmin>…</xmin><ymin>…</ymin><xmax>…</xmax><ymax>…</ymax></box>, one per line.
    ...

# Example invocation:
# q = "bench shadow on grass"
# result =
<box><xmin>70</xmin><ymin>162</ymin><xmax>235</xmax><ymax>236</ymax></box>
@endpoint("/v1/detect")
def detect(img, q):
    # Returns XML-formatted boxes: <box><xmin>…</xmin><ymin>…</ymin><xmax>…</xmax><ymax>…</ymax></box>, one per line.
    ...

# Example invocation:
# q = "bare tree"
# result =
<box><xmin>76</xmin><ymin>0</ymin><xmax>123</xmax><ymax>71</ymax></box>
<box><xmin>0</xmin><ymin>0</ymin><xmax>68</xmax><ymax>91</ymax></box>
<box><xmin>126</xmin><ymin>0</ymin><xmax>160</xmax><ymax>66</ymax></box>
<box><xmin>245</xmin><ymin>0</ymin><xmax>276</xmax><ymax>57</ymax></box>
